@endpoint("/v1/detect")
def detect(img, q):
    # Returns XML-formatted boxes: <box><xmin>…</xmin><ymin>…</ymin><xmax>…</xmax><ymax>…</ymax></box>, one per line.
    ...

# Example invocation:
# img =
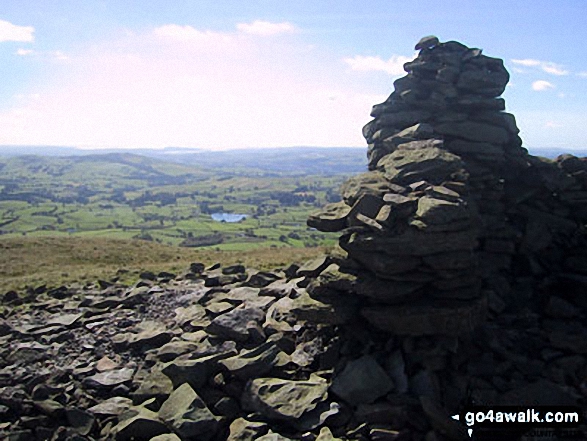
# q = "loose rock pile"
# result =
<box><xmin>1</xmin><ymin>266</ymin><xmax>348</xmax><ymax>440</ymax></box>
<box><xmin>3</xmin><ymin>37</ymin><xmax>587</xmax><ymax>441</ymax></box>
<box><xmin>308</xmin><ymin>36</ymin><xmax>587</xmax><ymax>337</ymax></box>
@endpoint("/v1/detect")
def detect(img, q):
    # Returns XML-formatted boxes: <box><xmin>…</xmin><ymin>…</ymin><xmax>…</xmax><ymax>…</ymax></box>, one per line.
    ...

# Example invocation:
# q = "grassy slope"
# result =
<box><xmin>0</xmin><ymin>152</ymin><xmax>347</xmax><ymax>295</ymax></box>
<box><xmin>0</xmin><ymin>236</ymin><xmax>331</xmax><ymax>294</ymax></box>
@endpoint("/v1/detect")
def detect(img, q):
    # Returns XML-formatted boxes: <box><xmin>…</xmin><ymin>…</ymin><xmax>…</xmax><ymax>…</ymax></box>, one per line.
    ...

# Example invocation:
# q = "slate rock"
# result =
<box><xmin>331</xmin><ymin>355</ymin><xmax>394</xmax><ymax>404</ymax></box>
<box><xmin>306</xmin><ymin>203</ymin><xmax>351</xmax><ymax>232</ymax></box>
<box><xmin>414</xmin><ymin>196</ymin><xmax>469</xmax><ymax>225</ymax></box>
<box><xmin>158</xmin><ymin>383</ymin><xmax>219</xmax><ymax>440</ymax></box>
<box><xmin>256</xmin><ymin>432</ymin><xmax>296</xmax><ymax>441</ymax></box>
<box><xmin>112</xmin><ymin>322</ymin><xmax>172</xmax><ymax>351</ymax></box>
<box><xmin>162</xmin><ymin>348</ymin><xmax>237</xmax><ymax>389</ymax></box>
<box><xmin>156</xmin><ymin>339</ymin><xmax>201</xmax><ymax>362</ymax></box>
<box><xmin>113</xmin><ymin>405</ymin><xmax>168</xmax><ymax>440</ymax></box>
<box><xmin>65</xmin><ymin>408</ymin><xmax>95</xmax><ymax>436</ymax></box>
<box><xmin>131</xmin><ymin>369</ymin><xmax>174</xmax><ymax>403</ymax></box>
<box><xmin>190</xmin><ymin>262</ymin><xmax>206</xmax><ymax>274</ymax></box>
<box><xmin>290</xmin><ymin>290</ymin><xmax>358</xmax><ymax>325</ymax></box>
<box><xmin>219</xmin><ymin>341</ymin><xmax>282</xmax><ymax>380</ymax></box>
<box><xmin>386</xmin><ymin>350</ymin><xmax>409</xmax><ymax>394</ymax></box>
<box><xmin>87</xmin><ymin>397</ymin><xmax>133</xmax><ymax>416</ymax></box>
<box><xmin>46</xmin><ymin>313</ymin><xmax>84</xmax><ymax>327</ymax></box>
<box><xmin>83</xmin><ymin>368</ymin><xmax>135</xmax><ymax>389</ymax></box>
<box><xmin>347</xmin><ymin>193</ymin><xmax>387</xmax><ymax>226</ymax></box>
<box><xmin>222</xmin><ymin>264</ymin><xmax>246</xmax><ymax>275</ymax></box>
<box><xmin>435</xmin><ymin>121</ymin><xmax>509</xmax><ymax>144</ymax></box>
<box><xmin>341</xmin><ymin>171</ymin><xmax>399</xmax><ymax>205</ymax></box>
<box><xmin>378</xmin><ymin>140</ymin><xmax>464</xmax><ymax>185</ymax></box>
<box><xmin>242</xmin><ymin>374</ymin><xmax>328</xmax><ymax>421</ymax></box>
<box><xmin>207</xmin><ymin>305</ymin><xmax>265</xmax><ymax>342</ymax></box>
<box><xmin>341</xmin><ymin>228</ymin><xmax>477</xmax><ymax>257</ymax></box>
<box><xmin>246</xmin><ymin>271</ymin><xmax>282</xmax><ymax>288</ymax></box>
<box><xmin>0</xmin><ymin>320</ymin><xmax>13</xmax><ymax>337</ymax></box>
<box><xmin>96</xmin><ymin>356</ymin><xmax>119</xmax><ymax>372</ymax></box>
<box><xmin>297</xmin><ymin>256</ymin><xmax>333</xmax><ymax>278</ymax></box>
<box><xmin>415</xmin><ymin>35</ymin><xmax>439</xmax><ymax>50</ymax></box>
<box><xmin>294</xmin><ymin>401</ymin><xmax>342</xmax><ymax>431</ymax></box>
<box><xmin>33</xmin><ymin>399</ymin><xmax>65</xmax><ymax>417</ymax></box>
<box><xmin>306</xmin><ymin>264</ymin><xmax>358</xmax><ymax>295</ymax></box>
<box><xmin>375</xmin><ymin>110</ymin><xmax>432</xmax><ymax>132</ymax></box>
<box><xmin>316</xmin><ymin>426</ymin><xmax>344</xmax><ymax>441</ymax></box>
<box><xmin>150</xmin><ymin>434</ymin><xmax>182</xmax><ymax>441</ymax></box>
<box><xmin>361</xmin><ymin>297</ymin><xmax>486</xmax><ymax>335</ymax></box>
<box><xmin>227</xmin><ymin>418</ymin><xmax>268</xmax><ymax>441</ymax></box>
<box><xmin>173</xmin><ymin>304</ymin><xmax>208</xmax><ymax>327</ymax></box>
<box><xmin>349</xmin><ymin>250</ymin><xmax>421</xmax><ymax>279</ymax></box>
<box><xmin>352</xmin><ymin>275</ymin><xmax>423</xmax><ymax>303</ymax></box>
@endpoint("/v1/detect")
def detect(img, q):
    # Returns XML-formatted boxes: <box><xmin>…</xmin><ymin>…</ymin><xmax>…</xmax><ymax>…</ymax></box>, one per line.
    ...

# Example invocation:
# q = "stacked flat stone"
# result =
<box><xmin>308</xmin><ymin>36</ymin><xmax>587</xmax><ymax>335</ymax></box>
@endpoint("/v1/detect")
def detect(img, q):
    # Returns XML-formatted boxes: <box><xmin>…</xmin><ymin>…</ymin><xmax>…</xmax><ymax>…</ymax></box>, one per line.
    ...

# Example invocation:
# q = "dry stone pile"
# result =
<box><xmin>3</xmin><ymin>37</ymin><xmax>587</xmax><ymax>441</ymax></box>
<box><xmin>308</xmin><ymin>35</ymin><xmax>587</xmax><ymax>337</ymax></box>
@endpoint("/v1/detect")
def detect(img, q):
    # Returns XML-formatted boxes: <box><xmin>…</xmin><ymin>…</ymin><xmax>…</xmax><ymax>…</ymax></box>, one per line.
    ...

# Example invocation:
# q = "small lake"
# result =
<box><xmin>211</xmin><ymin>213</ymin><xmax>247</xmax><ymax>223</ymax></box>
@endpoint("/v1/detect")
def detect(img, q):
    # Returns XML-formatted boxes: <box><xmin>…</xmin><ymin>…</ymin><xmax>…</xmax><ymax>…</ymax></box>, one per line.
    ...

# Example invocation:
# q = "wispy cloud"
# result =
<box><xmin>541</xmin><ymin>62</ymin><xmax>568</xmax><ymax>76</ymax></box>
<box><xmin>532</xmin><ymin>80</ymin><xmax>555</xmax><ymax>91</ymax></box>
<box><xmin>344</xmin><ymin>54</ymin><xmax>413</xmax><ymax>75</ymax></box>
<box><xmin>0</xmin><ymin>22</ymin><xmax>375</xmax><ymax>149</ymax></box>
<box><xmin>0</xmin><ymin>19</ymin><xmax>34</xmax><ymax>43</ymax></box>
<box><xmin>154</xmin><ymin>24</ymin><xmax>230</xmax><ymax>43</ymax></box>
<box><xmin>511</xmin><ymin>58</ymin><xmax>569</xmax><ymax>76</ymax></box>
<box><xmin>512</xmin><ymin>58</ymin><xmax>541</xmax><ymax>67</ymax></box>
<box><xmin>578</xmin><ymin>72</ymin><xmax>587</xmax><ymax>78</ymax></box>
<box><xmin>51</xmin><ymin>50</ymin><xmax>69</xmax><ymax>61</ymax></box>
<box><xmin>16</xmin><ymin>48</ymin><xmax>34</xmax><ymax>56</ymax></box>
<box><xmin>236</xmin><ymin>20</ymin><xmax>296</xmax><ymax>36</ymax></box>
<box><xmin>545</xmin><ymin>121</ymin><xmax>562</xmax><ymax>128</ymax></box>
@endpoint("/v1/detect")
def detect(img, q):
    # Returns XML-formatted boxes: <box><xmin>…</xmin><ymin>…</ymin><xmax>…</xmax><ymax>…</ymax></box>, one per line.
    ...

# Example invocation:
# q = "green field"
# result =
<box><xmin>0</xmin><ymin>152</ymin><xmax>348</xmax><ymax>294</ymax></box>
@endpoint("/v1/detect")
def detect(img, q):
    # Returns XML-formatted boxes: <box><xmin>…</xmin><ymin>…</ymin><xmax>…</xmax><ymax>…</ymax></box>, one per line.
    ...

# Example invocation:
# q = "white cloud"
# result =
<box><xmin>52</xmin><ymin>50</ymin><xmax>69</xmax><ymax>61</ymax></box>
<box><xmin>16</xmin><ymin>48</ymin><xmax>34</xmax><ymax>56</ymax></box>
<box><xmin>545</xmin><ymin>121</ymin><xmax>562</xmax><ymax>128</ymax></box>
<box><xmin>511</xmin><ymin>58</ymin><xmax>568</xmax><ymax>76</ymax></box>
<box><xmin>541</xmin><ymin>62</ymin><xmax>569</xmax><ymax>76</ymax></box>
<box><xmin>344</xmin><ymin>54</ymin><xmax>413</xmax><ymax>75</ymax></box>
<box><xmin>578</xmin><ymin>72</ymin><xmax>587</xmax><ymax>78</ymax></box>
<box><xmin>0</xmin><ymin>24</ymin><xmax>375</xmax><ymax>149</ymax></box>
<box><xmin>236</xmin><ymin>20</ymin><xmax>295</xmax><ymax>36</ymax></box>
<box><xmin>532</xmin><ymin>80</ymin><xmax>555</xmax><ymax>91</ymax></box>
<box><xmin>154</xmin><ymin>24</ymin><xmax>229</xmax><ymax>42</ymax></box>
<box><xmin>511</xmin><ymin>58</ymin><xmax>541</xmax><ymax>67</ymax></box>
<box><xmin>0</xmin><ymin>19</ymin><xmax>34</xmax><ymax>42</ymax></box>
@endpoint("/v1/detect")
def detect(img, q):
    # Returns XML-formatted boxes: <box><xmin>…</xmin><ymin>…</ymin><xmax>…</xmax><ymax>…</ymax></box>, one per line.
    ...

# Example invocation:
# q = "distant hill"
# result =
<box><xmin>527</xmin><ymin>147</ymin><xmax>587</xmax><ymax>159</ymax></box>
<box><xmin>141</xmin><ymin>147</ymin><xmax>368</xmax><ymax>175</ymax></box>
<box><xmin>0</xmin><ymin>152</ymin><xmax>213</xmax><ymax>185</ymax></box>
<box><xmin>0</xmin><ymin>146</ymin><xmax>367</xmax><ymax>176</ymax></box>
<box><xmin>2</xmin><ymin>145</ymin><xmax>587</xmax><ymax>176</ymax></box>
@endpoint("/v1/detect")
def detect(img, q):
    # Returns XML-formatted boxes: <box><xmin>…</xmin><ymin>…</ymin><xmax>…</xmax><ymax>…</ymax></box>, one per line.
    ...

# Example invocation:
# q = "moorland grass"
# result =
<box><xmin>0</xmin><ymin>236</ymin><xmax>331</xmax><ymax>295</ymax></box>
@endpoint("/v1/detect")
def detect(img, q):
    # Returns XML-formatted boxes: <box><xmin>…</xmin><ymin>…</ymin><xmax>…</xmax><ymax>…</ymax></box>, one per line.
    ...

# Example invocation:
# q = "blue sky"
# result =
<box><xmin>1</xmin><ymin>0</ymin><xmax>586</xmax><ymax>151</ymax></box>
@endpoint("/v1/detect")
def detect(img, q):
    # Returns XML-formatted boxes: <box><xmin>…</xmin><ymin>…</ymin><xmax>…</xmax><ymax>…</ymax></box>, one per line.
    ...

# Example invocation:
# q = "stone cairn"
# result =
<box><xmin>309</xmin><ymin>35</ymin><xmax>587</xmax><ymax>336</ymax></box>
<box><xmin>3</xmin><ymin>37</ymin><xmax>587</xmax><ymax>441</ymax></box>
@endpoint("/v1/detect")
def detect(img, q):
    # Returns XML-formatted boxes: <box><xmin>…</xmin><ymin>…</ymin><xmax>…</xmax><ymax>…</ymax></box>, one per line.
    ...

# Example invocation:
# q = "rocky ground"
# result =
<box><xmin>1</xmin><ymin>257</ymin><xmax>587</xmax><ymax>441</ymax></box>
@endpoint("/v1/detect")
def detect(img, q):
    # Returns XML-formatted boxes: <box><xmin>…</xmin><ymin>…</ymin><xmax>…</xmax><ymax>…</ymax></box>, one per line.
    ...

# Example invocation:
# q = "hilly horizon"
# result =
<box><xmin>1</xmin><ymin>145</ymin><xmax>586</xmax><ymax>174</ymax></box>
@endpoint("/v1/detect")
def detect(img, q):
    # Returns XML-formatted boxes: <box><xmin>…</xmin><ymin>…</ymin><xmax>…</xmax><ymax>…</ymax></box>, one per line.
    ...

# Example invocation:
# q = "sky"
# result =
<box><xmin>0</xmin><ymin>0</ymin><xmax>586</xmax><ymax>151</ymax></box>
